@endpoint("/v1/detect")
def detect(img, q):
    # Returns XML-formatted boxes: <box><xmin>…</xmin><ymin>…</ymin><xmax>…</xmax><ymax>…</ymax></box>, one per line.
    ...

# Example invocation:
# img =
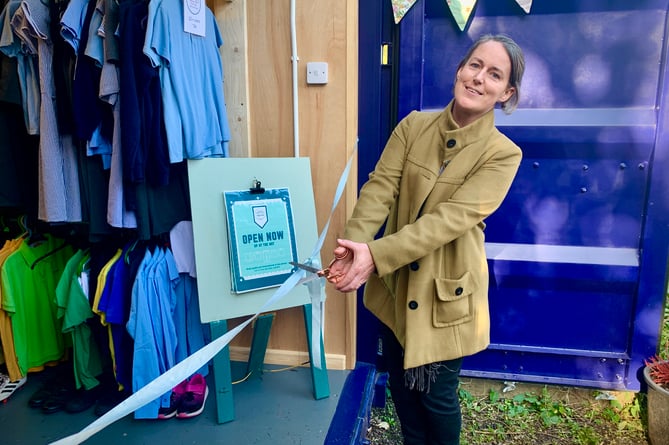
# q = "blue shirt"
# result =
<box><xmin>127</xmin><ymin>249</ymin><xmax>161</xmax><ymax>418</ymax></box>
<box><xmin>143</xmin><ymin>0</ymin><xmax>230</xmax><ymax>162</ymax></box>
<box><xmin>126</xmin><ymin>247</ymin><xmax>180</xmax><ymax>418</ymax></box>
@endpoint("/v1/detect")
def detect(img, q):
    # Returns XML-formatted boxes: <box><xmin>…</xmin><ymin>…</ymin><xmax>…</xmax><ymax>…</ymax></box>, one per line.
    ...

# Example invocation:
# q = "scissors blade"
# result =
<box><xmin>289</xmin><ymin>261</ymin><xmax>322</xmax><ymax>274</ymax></box>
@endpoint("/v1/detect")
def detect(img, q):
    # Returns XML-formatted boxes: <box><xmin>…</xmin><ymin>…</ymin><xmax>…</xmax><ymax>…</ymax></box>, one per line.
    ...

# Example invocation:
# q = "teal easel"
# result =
<box><xmin>188</xmin><ymin>158</ymin><xmax>330</xmax><ymax>424</ymax></box>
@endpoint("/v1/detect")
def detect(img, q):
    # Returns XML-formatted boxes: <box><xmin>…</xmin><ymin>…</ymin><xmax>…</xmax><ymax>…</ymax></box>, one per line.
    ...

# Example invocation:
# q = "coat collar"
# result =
<box><xmin>438</xmin><ymin>99</ymin><xmax>496</xmax><ymax>148</ymax></box>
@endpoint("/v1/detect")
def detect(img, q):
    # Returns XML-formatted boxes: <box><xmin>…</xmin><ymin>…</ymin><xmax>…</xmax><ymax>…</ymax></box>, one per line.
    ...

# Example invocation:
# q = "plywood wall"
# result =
<box><xmin>210</xmin><ymin>0</ymin><xmax>358</xmax><ymax>370</ymax></box>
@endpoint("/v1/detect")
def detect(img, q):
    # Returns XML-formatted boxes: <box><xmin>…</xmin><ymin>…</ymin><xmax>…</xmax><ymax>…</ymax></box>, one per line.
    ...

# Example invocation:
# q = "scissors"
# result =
<box><xmin>289</xmin><ymin>261</ymin><xmax>330</xmax><ymax>278</ymax></box>
<box><xmin>289</xmin><ymin>250</ymin><xmax>349</xmax><ymax>281</ymax></box>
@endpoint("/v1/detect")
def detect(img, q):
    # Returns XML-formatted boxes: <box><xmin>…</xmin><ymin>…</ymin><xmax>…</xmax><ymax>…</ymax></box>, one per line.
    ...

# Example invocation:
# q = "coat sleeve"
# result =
<box><xmin>342</xmin><ymin>112</ymin><xmax>416</xmax><ymax>242</ymax></box>
<box><xmin>369</xmin><ymin>138</ymin><xmax>521</xmax><ymax>277</ymax></box>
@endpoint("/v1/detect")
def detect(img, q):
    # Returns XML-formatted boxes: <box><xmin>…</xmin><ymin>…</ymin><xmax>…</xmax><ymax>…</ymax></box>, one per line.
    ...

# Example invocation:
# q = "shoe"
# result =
<box><xmin>36</xmin><ymin>382</ymin><xmax>75</xmax><ymax>413</ymax></box>
<box><xmin>176</xmin><ymin>374</ymin><xmax>208</xmax><ymax>419</ymax></box>
<box><xmin>157</xmin><ymin>379</ymin><xmax>188</xmax><ymax>419</ymax></box>
<box><xmin>94</xmin><ymin>389</ymin><xmax>129</xmax><ymax>417</ymax></box>
<box><xmin>0</xmin><ymin>373</ymin><xmax>9</xmax><ymax>392</ymax></box>
<box><xmin>29</xmin><ymin>371</ymin><xmax>75</xmax><ymax>409</ymax></box>
<box><xmin>41</xmin><ymin>388</ymin><xmax>70</xmax><ymax>414</ymax></box>
<box><xmin>64</xmin><ymin>387</ymin><xmax>98</xmax><ymax>414</ymax></box>
<box><xmin>0</xmin><ymin>376</ymin><xmax>27</xmax><ymax>402</ymax></box>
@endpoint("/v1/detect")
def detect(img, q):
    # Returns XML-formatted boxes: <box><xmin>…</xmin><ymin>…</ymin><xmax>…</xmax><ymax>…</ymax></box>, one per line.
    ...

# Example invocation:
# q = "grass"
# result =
<box><xmin>368</xmin><ymin>381</ymin><xmax>649</xmax><ymax>444</ymax></box>
<box><xmin>368</xmin><ymin>294</ymin><xmax>669</xmax><ymax>444</ymax></box>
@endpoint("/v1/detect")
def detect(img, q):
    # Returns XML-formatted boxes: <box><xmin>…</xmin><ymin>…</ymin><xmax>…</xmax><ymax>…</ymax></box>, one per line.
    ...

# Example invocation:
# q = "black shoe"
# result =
<box><xmin>64</xmin><ymin>388</ymin><xmax>98</xmax><ymax>414</ymax></box>
<box><xmin>94</xmin><ymin>389</ymin><xmax>129</xmax><ymax>417</ymax></box>
<box><xmin>30</xmin><ymin>379</ymin><xmax>75</xmax><ymax>409</ymax></box>
<box><xmin>29</xmin><ymin>367</ymin><xmax>75</xmax><ymax>409</ymax></box>
<box><xmin>41</xmin><ymin>387</ymin><xmax>72</xmax><ymax>414</ymax></box>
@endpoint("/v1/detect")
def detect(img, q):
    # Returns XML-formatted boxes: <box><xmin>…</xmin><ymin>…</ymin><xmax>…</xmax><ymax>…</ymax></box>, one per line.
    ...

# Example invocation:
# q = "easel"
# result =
<box><xmin>188</xmin><ymin>157</ymin><xmax>330</xmax><ymax>424</ymax></box>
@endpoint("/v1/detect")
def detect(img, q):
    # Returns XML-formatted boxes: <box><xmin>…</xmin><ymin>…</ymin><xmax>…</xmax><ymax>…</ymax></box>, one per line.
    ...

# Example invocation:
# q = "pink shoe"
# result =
<box><xmin>176</xmin><ymin>374</ymin><xmax>208</xmax><ymax>419</ymax></box>
<box><xmin>157</xmin><ymin>379</ymin><xmax>189</xmax><ymax>419</ymax></box>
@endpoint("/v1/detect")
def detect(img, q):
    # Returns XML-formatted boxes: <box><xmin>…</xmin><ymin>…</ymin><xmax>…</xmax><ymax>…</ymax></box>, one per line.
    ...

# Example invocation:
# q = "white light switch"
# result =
<box><xmin>306</xmin><ymin>62</ymin><xmax>328</xmax><ymax>85</ymax></box>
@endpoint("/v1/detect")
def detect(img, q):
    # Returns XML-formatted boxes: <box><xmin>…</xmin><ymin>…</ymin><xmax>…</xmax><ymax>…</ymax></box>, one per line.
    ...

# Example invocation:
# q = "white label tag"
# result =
<box><xmin>184</xmin><ymin>0</ymin><xmax>206</xmax><ymax>37</ymax></box>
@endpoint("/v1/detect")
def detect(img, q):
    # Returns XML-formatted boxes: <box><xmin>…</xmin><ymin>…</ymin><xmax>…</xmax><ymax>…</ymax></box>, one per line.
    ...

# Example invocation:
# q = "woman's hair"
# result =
<box><xmin>456</xmin><ymin>34</ymin><xmax>525</xmax><ymax>114</ymax></box>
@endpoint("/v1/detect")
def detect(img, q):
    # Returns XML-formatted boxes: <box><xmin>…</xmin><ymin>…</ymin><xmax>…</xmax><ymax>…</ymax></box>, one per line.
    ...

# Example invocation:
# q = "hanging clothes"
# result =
<box><xmin>0</xmin><ymin>0</ymin><xmax>39</xmax><ymax>136</ymax></box>
<box><xmin>170</xmin><ymin>221</ymin><xmax>208</xmax><ymax>376</ymax></box>
<box><xmin>95</xmin><ymin>240</ymin><xmax>144</xmax><ymax>392</ymax></box>
<box><xmin>126</xmin><ymin>246</ymin><xmax>180</xmax><ymax>419</ymax></box>
<box><xmin>0</xmin><ymin>236</ymin><xmax>25</xmax><ymax>381</ymax></box>
<box><xmin>98</xmin><ymin>0</ymin><xmax>136</xmax><ymax>229</ymax></box>
<box><xmin>55</xmin><ymin>248</ymin><xmax>105</xmax><ymax>391</ymax></box>
<box><xmin>143</xmin><ymin>0</ymin><xmax>231</xmax><ymax>162</ymax></box>
<box><xmin>0</xmin><ymin>1</ymin><xmax>40</xmax><ymax>214</ymax></box>
<box><xmin>11</xmin><ymin>0</ymin><xmax>82</xmax><ymax>223</ymax></box>
<box><xmin>1</xmin><ymin>234</ymin><xmax>74</xmax><ymax>375</ymax></box>
<box><xmin>118</xmin><ymin>0</ymin><xmax>169</xmax><ymax>187</ymax></box>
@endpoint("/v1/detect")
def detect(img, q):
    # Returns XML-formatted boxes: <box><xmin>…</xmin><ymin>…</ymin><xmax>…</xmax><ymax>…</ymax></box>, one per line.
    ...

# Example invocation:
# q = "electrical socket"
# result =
<box><xmin>306</xmin><ymin>62</ymin><xmax>328</xmax><ymax>85</ymax></box>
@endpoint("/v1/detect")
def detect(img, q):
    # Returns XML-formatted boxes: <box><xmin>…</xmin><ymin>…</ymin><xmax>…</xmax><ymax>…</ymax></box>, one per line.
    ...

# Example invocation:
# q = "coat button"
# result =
<box><xmin>409</xmin><ymin>261</ymin><xmax>419</xmax><ymax>271</ymax></box>
<box><xmin>446</xmin><ymin>139</ymin><xmax>456</xmax><ymax>148</ymax></box>
<box><xmin>455</xmin><ymin>287</ymin><xmax>463</xmax><ymax>296</ymax></box>
<box><xmin>408</xmin><ymin>300</ymin><xmax>418</xmax><ymax>310</ymax></box>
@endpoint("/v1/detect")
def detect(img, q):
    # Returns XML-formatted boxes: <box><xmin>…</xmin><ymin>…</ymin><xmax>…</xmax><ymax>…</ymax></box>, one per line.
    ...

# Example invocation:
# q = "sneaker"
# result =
<box><xmin>0</xmin><ymin>373</ymin><xmax>9</xmax><ymax>393</ymax></box>
<box><xmin>157</xmin><ymin>379</ymin><xmax>189</xmax><ymax>419</ymax></box>
<box><xmin>157</xmin><ymin>392</ymin><xmax>180</xmax><ymax>419</ymax></box>
<box><xmin>176</xmin><ymin>374</ymin><xmax>208</xmax><ymax>419</ymax></box>
<box><xmin>0</xmin><ymin>376</ymin><xmax>27</xmax><ymax>402</ymax></box>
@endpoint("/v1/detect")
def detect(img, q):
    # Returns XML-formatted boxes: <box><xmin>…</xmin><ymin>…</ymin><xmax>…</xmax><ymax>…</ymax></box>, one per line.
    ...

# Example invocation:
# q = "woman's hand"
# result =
<box><xmin>326</xmin><ymin>239</ymin><xmax>375</xmax><ymax>293</ymax></box>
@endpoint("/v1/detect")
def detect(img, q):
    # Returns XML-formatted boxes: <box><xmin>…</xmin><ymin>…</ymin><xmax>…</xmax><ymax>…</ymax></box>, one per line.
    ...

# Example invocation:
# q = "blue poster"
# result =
<box><xmin>224</xmin><ymin>188</ymin><xmax>298</xmax><ymax>293</ymax></box>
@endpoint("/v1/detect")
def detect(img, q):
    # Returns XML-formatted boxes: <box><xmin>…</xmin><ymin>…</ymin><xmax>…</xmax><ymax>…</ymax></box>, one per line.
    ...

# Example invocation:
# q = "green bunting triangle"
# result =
<box><xmin>446</xmin><ymin>0</ymin><xmax>478</xmax><ymax>31</ymax></box>
<box><xmin>392</xmin><ymin>0</ymin><xmax>418</xmax><ymax>24</ymax></box>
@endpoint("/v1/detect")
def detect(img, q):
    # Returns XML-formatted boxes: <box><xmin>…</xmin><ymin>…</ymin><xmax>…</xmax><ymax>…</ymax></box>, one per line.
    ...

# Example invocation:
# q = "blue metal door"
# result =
<box><xmin>357</xmin><ymin>0</ymin><xmax>669</xmax><ymax>390</ymax></box>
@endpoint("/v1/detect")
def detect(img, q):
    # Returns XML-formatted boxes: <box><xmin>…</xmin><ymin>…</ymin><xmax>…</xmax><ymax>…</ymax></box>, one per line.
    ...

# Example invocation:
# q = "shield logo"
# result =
<box><xmin>253</xmin><ymin>205</ymin><xmax>268</xmax><ymax>228</ymax></box>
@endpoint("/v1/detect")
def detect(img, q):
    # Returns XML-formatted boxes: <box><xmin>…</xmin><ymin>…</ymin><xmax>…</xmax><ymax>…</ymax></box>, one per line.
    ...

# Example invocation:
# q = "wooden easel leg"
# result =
<box><xmin>303</xmin><ymin>304</ymin><xmax>330</xmax><ymax>400</ymax></box>
<box><xmin>246</xmin><ymin>313</ymin><xmax>275</xmax><ymax>378</ymax></box>
<box><xmin>210</xmin><ymin>320</ymin><xmax>235</xmax><ymax>424</ymax></box>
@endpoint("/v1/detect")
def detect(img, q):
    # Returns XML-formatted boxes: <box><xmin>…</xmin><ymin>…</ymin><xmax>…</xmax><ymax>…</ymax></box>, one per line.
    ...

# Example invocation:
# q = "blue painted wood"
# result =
<box><xmin>210</xmin><ymin>320</ymin><xmax>235</xmax><ymax>423</ymax></box>
<box><xmin>211</xmin><ymin>308</ymin><xmax>326</xmax><ymax>425</ymax></box>
<box><xmin>302</xmin><ymin>304</ymin><xmax>330</xmax><ymax>399</ymax></box>
<box><xmin>324</xmin><ymin>362</ymin><xmax>377</xmax><ymax>445</ymax></box>
<box><xmin>356</xmin><ymin>0</ymin><xmax>669</xmax><ymax>391</ymax></box>
<box><xmin>356</xmin><ymin>0</ymin><xmax>396</xmax><ymax>368</ymax></box>
<box><xmin>246</xmin><ymin>313</ymin><xmax>275</xmax><ymax>378</ymax></box>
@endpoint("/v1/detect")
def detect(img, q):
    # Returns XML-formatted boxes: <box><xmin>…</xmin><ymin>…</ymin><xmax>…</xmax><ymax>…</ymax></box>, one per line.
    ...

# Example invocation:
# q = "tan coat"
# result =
<box><xmin>344</xmin><ymin>102</ymin><xmax>522</xmax><ymax>369</ymax></box>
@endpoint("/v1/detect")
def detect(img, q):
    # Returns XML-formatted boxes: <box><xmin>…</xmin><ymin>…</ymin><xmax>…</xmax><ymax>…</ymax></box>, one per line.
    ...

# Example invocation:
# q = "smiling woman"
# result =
<box><xmin>324</xmin><ymin>34</ymin><xmax>526</xmax><ymax>445</ymax></box>
<box><xmin>451</xmin><ymin>36</ymin><xmax>523</xmax><ymax>126</ymax></box>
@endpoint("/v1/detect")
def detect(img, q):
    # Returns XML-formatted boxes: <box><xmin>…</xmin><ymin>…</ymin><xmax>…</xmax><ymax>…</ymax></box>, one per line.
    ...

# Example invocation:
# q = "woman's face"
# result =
<box><xmin>452</xmin><ymin>40</ymin><xmax>515</xmax><ymax>127</ymax></box>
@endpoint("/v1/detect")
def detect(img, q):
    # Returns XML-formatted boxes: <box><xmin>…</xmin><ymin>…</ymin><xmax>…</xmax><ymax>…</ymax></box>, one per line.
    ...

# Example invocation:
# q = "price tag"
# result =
<box><xmin>184</xmin><ymin>0</ymin><xmax>206</xmax><ymax>36</ymax></box>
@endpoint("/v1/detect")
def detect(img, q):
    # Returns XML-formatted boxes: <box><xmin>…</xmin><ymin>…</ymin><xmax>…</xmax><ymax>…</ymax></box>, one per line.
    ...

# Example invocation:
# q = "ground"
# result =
<box><xmin>366</xmin><ymin>377</ymin><xmax>650</xmax><ymax>445</ymax></box>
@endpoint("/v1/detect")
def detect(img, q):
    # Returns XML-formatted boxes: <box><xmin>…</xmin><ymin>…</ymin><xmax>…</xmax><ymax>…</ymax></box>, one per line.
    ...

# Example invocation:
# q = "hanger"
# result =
<box><xmin>124</xmin><ymin>238</ymin><xmax>140</xmax><ymax>264</ymax></box>
<box><xmin>18</xmin><ymin>215</ymin><xmax>29</xmax><ymax>238</ymax></box>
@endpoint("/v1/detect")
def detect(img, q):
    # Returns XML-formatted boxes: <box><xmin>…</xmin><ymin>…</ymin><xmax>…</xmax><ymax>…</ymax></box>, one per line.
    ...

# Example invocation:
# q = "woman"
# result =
<box><xmin>327</xmin><ymin>34</ymin><xmax>525</xmax><ymax>444</ymax></box>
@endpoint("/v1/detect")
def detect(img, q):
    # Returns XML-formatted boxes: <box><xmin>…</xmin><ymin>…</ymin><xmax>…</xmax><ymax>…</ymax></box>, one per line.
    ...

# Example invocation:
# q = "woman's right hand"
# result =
<box><xmin>327</xmin><ymin>239</ymin><xmax>375</xmax><ymax>293</ymax></box>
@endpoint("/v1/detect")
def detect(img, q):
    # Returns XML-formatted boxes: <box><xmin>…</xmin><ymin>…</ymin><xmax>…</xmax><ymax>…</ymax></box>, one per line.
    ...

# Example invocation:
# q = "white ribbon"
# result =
<box><xmin>50</xmin><ymin>145</ymin><xmax>357</xmax><ymax>445</ymax></box>
<box><xmin>302</xmin><ymin>145</ymin><xmax>356</xmax><ymax>368</ymax></box>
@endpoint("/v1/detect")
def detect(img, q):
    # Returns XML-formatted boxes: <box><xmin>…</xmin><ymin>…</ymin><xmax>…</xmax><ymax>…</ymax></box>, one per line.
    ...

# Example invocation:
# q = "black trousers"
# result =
<box><xmin>380</xmin><ymin>325</ymin><xmax>463</xmax><ymax>445</ymax></box>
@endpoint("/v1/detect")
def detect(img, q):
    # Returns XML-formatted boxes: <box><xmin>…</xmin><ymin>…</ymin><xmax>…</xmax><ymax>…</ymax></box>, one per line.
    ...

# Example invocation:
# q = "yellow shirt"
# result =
<box><xmin>0</xmin><ymin>237</ymin><xmax>25</xmax><ymax>380</ymax></box>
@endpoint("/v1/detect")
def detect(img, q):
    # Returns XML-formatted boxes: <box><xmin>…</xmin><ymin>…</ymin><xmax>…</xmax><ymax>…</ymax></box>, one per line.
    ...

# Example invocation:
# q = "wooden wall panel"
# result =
<box><xmin>212</xmin><ymin>0</ymin><xmax>358</xmax><ymax>369</ymax></box>
<box><xmin>212</xmin><ymin>0</ymin><xmax>250</xmax><ymax>158</ymax></box>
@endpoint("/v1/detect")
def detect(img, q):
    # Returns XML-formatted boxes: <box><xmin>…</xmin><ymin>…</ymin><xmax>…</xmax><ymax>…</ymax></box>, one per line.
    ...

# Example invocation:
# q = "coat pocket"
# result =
<box><xmin>432</xmin><ymin>272</ymin><xmax>475</xmax><ymax>328</ymax></box>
